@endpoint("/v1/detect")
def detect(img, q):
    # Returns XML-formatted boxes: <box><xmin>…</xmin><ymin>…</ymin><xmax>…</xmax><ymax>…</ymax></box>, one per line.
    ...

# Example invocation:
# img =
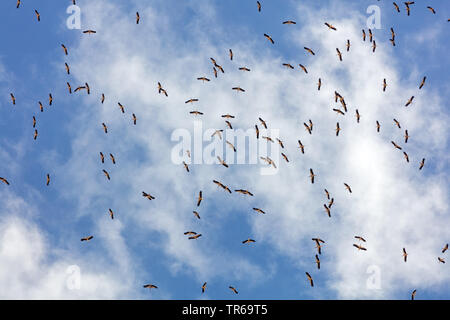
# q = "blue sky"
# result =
<box><xmin>0</xmin><ymin>0</ymin><xmax>449</xmax><ymax>299</ymax></box>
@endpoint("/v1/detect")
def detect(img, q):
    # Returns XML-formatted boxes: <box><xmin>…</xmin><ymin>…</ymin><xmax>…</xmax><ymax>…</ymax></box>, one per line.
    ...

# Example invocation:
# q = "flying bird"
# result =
<box><xmin>142</xmin><ymin>192</ymin><xmax>155</xmax><ymax>200</ymax></box>
<box><xmin>143</xmin><ymin>284</ymin><xmax>158</xmax><ymax>289</ymax></box>
<box><xmin>309</xmin><ymin>168</ymin><xmax>316</xmax><ymax>184</ymax></box>
<box><xmin>229</xmin><ymin>49</ymin><xmax>233</xmax><ymax>60</ymax></box>
<box><xmin>197</xmin><ymin>191</ymin><xmax>203</xmax><ymax>206</ymax></box>
<box><xmin>67</xmin><ymin>82</ymin><xmax>72</xmax><ymax>94</ymax></box>
<box><xmin>315</xmin><ymin>255</ymin><xmax>321</xmax><ymax>269</ymax></box>
<box><xmin>362</xmin><ymin>29</ymin><xmax>366</xmax><ymax>41</ymax></box>
<box><xmin>405</xmin><ymin>96</ymin><xmax>414</xmax><ymax>107</ymax></box>
<box><xmin>34</xmin><ymin>10</ymin><xmax>40</xmax><ymax>22</ymax></box>
<box><xmin>324</xmin><ymin>204</ymin><xmax>331</xmax><ymax>217</ymax></box>
<box><xmin>299</xmin><ymin>64</ymin><xmax>308</xmax><ymax>74</ymax></box>
<box><xmin>49</xmin><ymin>94</ymin><xmax>53</xmax><ymax>106</ymax></box>
<box><xmin>10</xmin><ymin>93</ymin><xmax>15</xmax><ymax>105</ymax></box>
<box><xmin>256</xmin><ymin>1</ymin><xmax>261</xmax><ymax>12</ymax></box>
<box><xmin>355</xmin><ymin>236</ymin><xmax>366</xmax><ymax>242</ymax></box>
<box><xmin>419</xmin><ymin>76</ymin><xmax>426</xmax><ymax>89</ymax></box>
<box><xmin>383</xmin><ymin>78</ymin><xmax>387</xmax><ymax>91</ymax></box>
<box><xmin>376</xmin><ymin>121</ymin><xmax>381</xmax><ymax>132</ymax></box>
<box><xmin>65</xmin><ymin>63</ymin><xmax>70</xmax><ymax>74</ymax></box>
<box><xmin>393</xmin><ymin>2</ymin><xmax>400</xmax><ymax>12</ymax></box>
<box><xmin>427</xmin><ymin>6</ymin><xmax>436</xmax><ymax>14</ymax></box>
<box><xmin>346</xmin><ymin>39</ymin><xmax>350</xmax><ymax>51</ymax></box>
<box><xmin>189</xmin><ymin>234</ymin><xmax>202</xmax><ymax>240</ymax></box>
<box><xmin>336</xmin><ymin>48</ymin><xmax>342</xmax><ymax>61</ymax></box>
<box><xmin>136</xmin><ymin>12</ymin><xmax>140</xmax><ymax>24</ymax></box>
<box><xmin>281</xmin><ymin>153</ymin><xmax>289</xmax><ymax>162</ymax></box>
<box><xmin>305</xmin><ymin>272</ymin><xmax>314</xmax><ymax>287</ymax></box>
<box><xmin>197</xmin><ymin>77</ymin><xmax>210</xmax><ymax>82</ymax></box>
<box><xmin>83</xmin><ymin>30</ymin><xmax>97</xmax><ymax>34</ymax></box>
<box><xmin>213</xmin><ymin>180</ymin><xmax>232</xmax><ymax>193</ymax></box>
<box><xmin>46</xmin><ymin>174</ymin><xmax>50</xmax><ymax>186</ymax></box>
<box><xmin>33</xmin><ymin>116</ymin><xmax>36</xmax><ymax>128</ymax></box>
<box><xmin>372</xmin><ymin>40</ymin><xmax>377</xmax><ymax>52</ymax></box>
<box><xmin>355</xmin><ymin>109</ymin><xmax>360</xmax><ymax>123</ymax></box>
<box><xmin>102</xmin><ymin>169</ymin><xmax>110</xmax><ymax>180</ymax></box>
<box><xmin>0</xmin><ymin>177</ymin><xmax>10</xmax><ymax>185</ymax></box>
<box><xmin>16</xmin><ymin>0</ymin><xmax>21</xmax><ymax>8</ymax></box>
<box><xmin>108</xmin><ymin>208</ymin><xmax>114</xmax><ymax>220</ymax></box>
<box><xmin>403</xmin><ymin>248</ymin><xmax>408</xmax><ymax>262</ymax></box>
<box><xmin>304</xmin><ymin>47</ymin><xmax>315</xmax><ymax>55</ymax></box>
<box><xmin>264</xmin><ymin>33</ymin><xmax>274</xmax><ymax>44</ymax></box>
<box><xmin>317</xmin><ymin>78</ymin><xmax>322</xmax><ymax>90</ymax></box>
<box><xmin>419</xmin><ymin>158</ymin><xmax>425</xmax><ymax>170</ymax></box>
<box><xmin>324</xmin><ymin>22</ymin><xmax>337</xmax><ymax>30</ymax></box>
<box><xmin>411</xmin><ymin>290</ymin><xmax>416</xmax><ymax>300</ymax></box>
<box><xmin>201</xmin><ymin>282</ymin><xmax>207</xmax><ymax>293</ymax></box>
<box><xmin>394</xmin><ymin>119</ymin><xmax>401</xmax><ymax>129</ymax></box>
<box><xmin>61</xmin><ymin>44</ymin><xmax>68</xmax><ymax>55</ymax></box>
<box><xmin>132</xmin><ymin>113</ymin><xmax>137</xmax><ymax>125</ymax></box>
<box><xmin>81</xmin><ymin>236</ymin><xmax>93</xmax><ymax>242</ymax></box>
<box><xmin>239</xmin><ymin>67</ymin><xmax>251</xmax><ymax>72</ymax></box>
<box><xmin>259</xmin><ymin>117</ymin><xmax>267</xmax><ymax>129</ymax></box>
<box><xmin>183</xmin><ymin>161</ymin><xmax>189</xmax><ymax>172</ymax></box>
<box><xmin>283</xmin><ymin>20</ymin><xmax>296</xmax><ymax>25</ymax></box>
<box><xmin>232</xmin><ymin>87</ymin><xmax>245</xmax><ymax>92</ymax></box>
<box><xmin>438</xmin><ymin>257</ymin><xmax>445</xmax><ymax>264</ymax></box>
<box><xmin>34</xmin><ymin>129</ymin><xmax>38</xmax><ymax>140</ymax></box>
<box><xmin>404</xmin><ymin>130</ymin><xmax>409</xmax><ymax>143</ymax></box>
<box><xmin>335</xmin><ymin>122</ymin><xmax>341</xmax><ymax>136</ymax></box>
<box><xmin>344</xmin><ymin>183</ymin><xmax>352</xmax><ymax>193</ymax></box>
<box><xmin>185</xmin><ymin>98</ymin><xmax>199</xmax><ymax>104</ymax></box>
<box><xmin>353</xmin><ymin>244</ymin><xmax>367</xmax><ymax>251</ymax></box>
<box><xmin>442</xmin><ymin>244</ymin><xmax>448</xmax><ymax>253</ymax></box>
<box><xmin>102</xmin><ymin>123</ymin><xmax>108</xmax><ymax>133</ymax></box>
<box><xmin>192</xmin><ymin>211</ymin><xmax>200</xmax><ymax>219</ymax></box>
<box><xmin>242</xmin><ymin>239</ymin><xmax>256</xmax><ymax>244</ymax></box>
<box><xmin>235</xmin><ymin>189</ymin><xmax>254</xmax><ymax>196</ymax></box>
<box><xmin>229</xmin><ymin>286</ymin><xmax>238</xmax><ymax>294</ymax></box>
<box><xmin>253</xmin><ymin>208</ymin><xmax>265</xmax><ymax>214</ymax></box>
<box><xmin>226</xmin><ymin>140</ymin><xmax>236</xmax><ymax>152</ymax></box>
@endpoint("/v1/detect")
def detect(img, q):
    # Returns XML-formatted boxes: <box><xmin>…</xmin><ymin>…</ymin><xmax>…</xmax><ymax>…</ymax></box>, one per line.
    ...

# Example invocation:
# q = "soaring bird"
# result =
<box><xmin>213</xmin><ymin>67</ymin><xmax>218</xmax><ymax>78</ymax></box>
<box><xmin>255</xmin><ymin>125</ymin><xmax>259</xmax><ymax>139</ymax></box>
<box><xmin>315</xmin><ymin>255</ymin><xmax>321</xmax><ymax>269</ymax></box>
<box><xmin>99</xmin><ymin>152</ymin><xmax>105</xmax><ymax>162</ymax></box>
<box><xmin>143</xmin><ymin>284</ymin><xmax>158</xmax><ymax>289</ymax></box>
<box><xmin>81</xmin><ymin>236</ymin><xmax>93</xmax><ymax>242</ymax></box>
<box><xmin>108</xmin><ymin>208</ymin><xmax>114</xmax><ymax>220</ymax></box>
<box><xmin>353</xmin><ymin>244</ymin><xmax>367</xmax><ymax>251</ymax></box>
<box><xmin>256</xmin><ymin>1</ymin><xmax>261</xmax><ymax>12</ymax></box>
<box><xmin>229</xmin><ymin>49</ymin><xmax>233</xmax><ymax>60</ymax></box>
<box><xmin>281</xmin><ymin>153</ymin><xmax>289</xmax><ymax>162</ymax></box>
<box><xmin>419</xmin><ymin>76</ymin><xmax>426</xmax><ymax>89</ymax></box>
<box><xmin>211</xmin><ymin>130</ymin><xmax>223</xmax><ymax>140</ymax></box>
<box><xmin>213</xmin><ymin>180</ymin><xmax>232</xmax><ymax>193</ymax></box>
<box><xmin>344</xmin><ymin>183</ymin><xmax>352</xmax><ymax>193</ymax></box>
<box><xmin>419</xmin><ymin>158</ymin><xmax>425</xmax><ymax>170</ymax></box>
<box><xmin>34</xmin><ymin>129</ymin><xmax>38</xmax><ymax>140</ymax></box>
<box><xmin>197</xmin><ymin>77</ymin><xmax>210</xmax><ymax>82</ymax></box>
<box><xmin>242</xmin><ymin>238</ymin><xmax>256</xmax><ymax>244</ymax></box>
<box><xmin>405</xmin><ymin>96</ymin><xmax>414</xmax><ymax>107</ymax></box>
<box><xmin>404</xmin><ymin>130</ymin><xmax>409</xmax><ymax>143</ymax></box>
<box><xmin>427</xmin><ymin>6</ymin><xmax>436</xmax><ymax>14</ymax></box>
<box><xmin>197</xmin><ymin>191</ymin><xmax>203</xmax><ymax>206</ymax></box>
<box><xmin>38</xmin><ymin>101</ymin><xmax>44</xmax><ymax>112</ymax></box>
<box><xmin>222</xmin><ymin>114</ymin><xmax>235</xmax><ymax>119</ymax></box>
<box><xmin>333</xmin><ymin>108</ymin><xmax>345</xmax><ymax>116</ymax></box>
<box><xmin>264</xmin><ymin>33</ymin><xmax>274</xmax><ymax>44</ymax></box>
<box><xmin>61</xmin><ymin>44</ymin><xmax>68</xmax><ymax>55</ymax></box>
<box><xmin>16</xmin><ymin>0</ymin><xmax>21</xmax><ymax>8</ymax></box>
<box><xmin>192</xmin><ymin>211</ymin><xmax>200</xmax><ymax>219</ymax></box>
<box><xmin>391</xmin><ymin>141</ymin><xmax>402</xmax><ymax>150</ymax></box>
<box><xmin>368</xmin><ymin>29</ymin><xmax>373</xmax><ymax>42</ymax></box>
<box><xmin>65</xmin><ymin>63</ymin><xmax>70</xmax><ymax>74</ymax></box>
<box><xmin>226</xmin><ymin>140</ymin><xmax>236</xmax><ymax>152</ymax></box>
<box><xmin>10</xmin><ymin>93</ymin><xmax>15</xmax><ymax>105</ymax></box>
<box><xmin>328</xmin><ymin>198</ymin><xmax>334</xmax><ymax>208</ymax></box>
<box><xmin>33</xmin><ymin>116</ymin><xmax>36</xmax><ymax>128</ymax></box>
<box><xmin>132</xmin><ymin>113</ymin><xmax>137</xmax><ymax>125</ymax></box>
<box><xmin>304</xmin><ymin>47</ymin><xmax>315</xmax><ymax>55</ymax></box>
<box><xmin>438</xmin><ymin>257</ymin><xmax>445</xmax><ymax>264</ymax></box>
<box><xmin>102</xmin><ymin>123</ymin><xmax>108</xmax><ymax>133</ymax></box>
<box><xmin>312</xmin><ymin>238</ymin><xmax>325</xmax><ymax>254</ymax></box>
<box><xmin>336</xmin><ymin>48</ymin><xmax>342</xmax><ymax>61</ymax></box>
<box><xmin>201</xmin><ymin>282</ymin><xmax>207</xmax><ymax>293</ymax></box>
<box><xmin>390</xmin><ymin>27</ymin><xmax>396</xmax><ymax>40</ymax></box>
<box><xmin>403</xmin><ymin>248</ymin><xmax>408</xmax><ymax>262</ymax></box>
<box><xmin>232</xmin><ymin>87</ymin><xmax>245</xmax><ymax>92</ymax></box>
<box><xmin>184</xmin><ymin>231</ymin><xmax>197</xmax><ymax>236</ymax></box>
<box><xmin>383</xmin><ymin>78</ymin><xmax>387</xmax><ymax>91</ymax></box>
<box><xmin>49</xmin><ymin>93</ymin><xmax>53</xmax><ymax>106</ymax></box>
<box><xmin>393</xmin><ymin>2</ymin><xmax>400</xmax><ymax>12</ymax></box>
<box><xmin>190</xmin><ymin>111</ymin><xmax>203</xmax><ymax>116</ymax></box>
<box><xmin>141</xmin><ymin>191</ymin><xmax>155</xmax><ymax>200</ymax></box>
<box><xmin>46</xmin><ymin>174</ymin><xmax>50</xmax><ymax>186</ymax></box>
<box><xmin>235</xmin><ymin>189</ymin><xmax>254</xmax><ymax>196</ymax></box>
<box><xmin>260</xmin><ymin>157</ymin><xmax>276</xmax><ymax>168</ymax></box>
<box><xmin>299</xmin><ymin>64</ymin><xmax>308</xmax><ymax>74</ymax></box>
<box><xmin>189</xmin><ymin>234</ymin><xmax>202</xmax><ymax>240</ymax></box>
<box><xmin>298</xmin><ymin>140</ymin><xmax>305</xmax><ymax>154</ymax></box>
<box><xmin>346</xmin><ymin>39</ymin><xmax>350</xmax><ymax>52</ymax></box>
<box><xmin>67</xmin><ymin>82</ymin><xmax>72</xmax><ymax>94</ymax></box>
<box><xmin>283</xmin><ymin>20</ymin><xmax>296</xmax><ymax>25</ymax></box>
<box><xmin>324</xmin><ymin>22</ymin><xmax>337</xmax><ymax>30</ymax></box>
<box><xmin>362</xmin><ymin>29</ymin><xmax>366</xmax><ymax>41</ymax></box>
<box><xmin>304</xmin><ymin>122</ymin><xmax>312</xmax><ymax>135</ymax></box>
<box><xmin>324</xmin><ymin>204</ymin><xmax>331</xmax><ymax>217</ymax></box>
<box><xmin>185</xmin><ymin>98</ymin><xmax>199</xmax><ymax>104</ymax></box>
<box><xmin>355</xmin><ymin>109</ymin><xmax>361</xmax><ymax>123</ymax></box>
<box><xmin>118</xmin><ymin>102</ymin><xmax>125</xmax><ymax>113</ymax></box>
<box><xmin>405</xmin><ymin>3</ymin><xmax>411</xmax><ymax>16</ymax></box>
<box><xmin>85</xmin><ymin>83</ymin><xmax>90</xmax><ymax>94</ymax></box>
<box><xmin>239</xmin><ymin>67</ymin><xmax>251</xmax><ymax>72</ymax></box>
<box><xmin>83</xmin><ymin>30</ymin><xmax>97</xmax><ymax>34</ymax></box>
<box><xmin>282</xmin><ymin>63</ymin><xmax>294</xmax><ymax>69</ymax></box>
<box><xmin>262</xmin><ymin>136</ymin><xmax>274</xmax><ymax>143</ymax></box>
<box><xmin>253</xmin><ymin>208</ymin><xmax>266</xmax><ymax>214</ymax></box>
<box><xmin>305</xmin><ymin>272</ymin><xmax>314</xmax><ymax>287</ymax></box>
<box><xmin>183</xmin><ymin>161</ymin><xmax>189</xmax><ymax>172</ymax></box>
<box><xmin>317</xmin><ymin>78</ymin><xmax>322</xmax><ymax>90</ymax></box>
<box><xmin>35</xmin><ymin>10</ymin><xmax>40</xmax><ymax>22</ymax></box>
<box><xmin>324</xmin><ymin>189</ymin><xmax>330</xmax><ymax>200</ymax></box>
<box><xmin>393</xmin><ymin>119</ymin><xmax>401</xmax><ymax>129</ymax></box>
<box><xmin>411</xmin><ymin>290</ymin><xmax>416</xmax><ymax>300</ymax></box>
<box><xmin>355</xmin><ymin>236</ymin><xmax>366</xmax><ymax>242</ymax></box>
<box><xmin>442</xmin><ymin>243</ymin><xmax>448</xmax><ymax>253</ymax></box>
<box><xmin>225</xmin><ymin>120</ymin><xmax>233</xmax><ymax>129</ymax></box>
<box><xmin>229</xmin><ymin>286</ymin><xmax>238</xmax><ymax>294</ymax></box>
<box><xmin>309</xmin><ymin>168</ymin><xmax>316</xmax><ymax>184</ymax></box>
<box><xmin>0</xmin><ymin>177</ymin><xmax>10</xmax><ymax>185</ymax></box>
<box><xmin>102</xmin><ymin>169</ymin><xmax>110</xmax><ymax>180</ymax></box>
<box><xmin>136</xmin><ymin>12</ymin><xmax>140</xmax><ymax>24</ymax></box>
<box><xmin>277</xmin><ymin>138</ymin><xmax>284</xmax><ymax>148</ymax></box>
<box><xmin>335</xmin><ymin>122</ymin><xmax>341</xmax><ymax>136</ymax></box>
<box><xmin>259</xmin><ymin>117</ymin><xmax>267</xmax><ymax>129</ymax></box>
<box><xmin>372</xmin><ymin>40</ymin><xmax>377</xmax><ymax>53</ymax></box>
<box><xmin>376</xmin><ymin>121</ymin><xmax>381</xmax><ymax>132</ymax></box>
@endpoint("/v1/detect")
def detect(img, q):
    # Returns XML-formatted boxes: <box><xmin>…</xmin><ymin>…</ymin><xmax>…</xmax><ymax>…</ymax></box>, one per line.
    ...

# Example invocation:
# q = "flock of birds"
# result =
<box><xmin>1</xmin><ymin>0</ymin><xmax>448</xmax><ymax>300</ymax></box>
